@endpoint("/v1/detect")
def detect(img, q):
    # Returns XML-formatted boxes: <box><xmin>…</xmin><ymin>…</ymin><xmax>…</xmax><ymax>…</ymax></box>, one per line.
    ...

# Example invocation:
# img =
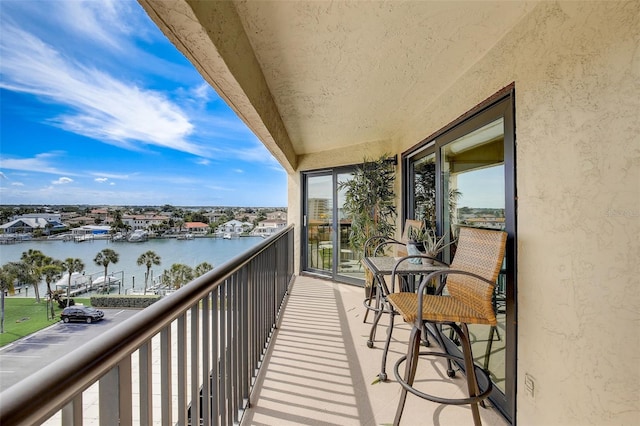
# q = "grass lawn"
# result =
<box><xmin>0</xmin><ymin>297</ymin><xmax>91</xmax><ymax>347</ymax></box>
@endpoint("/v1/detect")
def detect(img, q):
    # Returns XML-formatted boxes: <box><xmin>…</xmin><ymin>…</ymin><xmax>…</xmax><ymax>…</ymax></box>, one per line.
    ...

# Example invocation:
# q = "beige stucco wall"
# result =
<box><xmin>291</xmin><ymin>1</ymin><xmax>639</xmax><ymax>424</ymax></box>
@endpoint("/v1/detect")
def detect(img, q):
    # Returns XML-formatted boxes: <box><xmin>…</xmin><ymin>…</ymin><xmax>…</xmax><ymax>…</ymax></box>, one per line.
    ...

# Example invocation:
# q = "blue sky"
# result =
<box><xmin>0</xmin><ymin>0</ymin><xmax>287</xmax><ymax>207</ymax></box>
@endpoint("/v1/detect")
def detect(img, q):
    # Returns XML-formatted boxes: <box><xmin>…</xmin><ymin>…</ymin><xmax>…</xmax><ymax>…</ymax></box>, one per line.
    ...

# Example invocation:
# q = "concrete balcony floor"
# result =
<box><xmin>243</xmin><ymin>275</ymin><xmax>508</xmax><ymax>426</ymax></box>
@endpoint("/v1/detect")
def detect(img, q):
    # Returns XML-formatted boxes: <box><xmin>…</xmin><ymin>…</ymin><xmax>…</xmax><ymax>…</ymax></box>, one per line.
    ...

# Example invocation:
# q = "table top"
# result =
<box><xmin>362</xmin><ymin>256</ymin><xmax>449</xmax><ymax>275</ymax></box>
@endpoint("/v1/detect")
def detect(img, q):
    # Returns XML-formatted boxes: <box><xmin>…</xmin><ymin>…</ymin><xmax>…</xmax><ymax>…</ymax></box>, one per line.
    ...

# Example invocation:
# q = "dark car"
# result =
<box><xmin>60</xmin><ymin>306</ymin><xmax>104</xmax><ymax>323</ymax></box>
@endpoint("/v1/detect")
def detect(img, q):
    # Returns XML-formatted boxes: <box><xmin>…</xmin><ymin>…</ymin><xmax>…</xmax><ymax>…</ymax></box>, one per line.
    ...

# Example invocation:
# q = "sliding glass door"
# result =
<box><xmin>303</xmin><ymin>168</ymin><xmax>363</xmax><ymax>284</ymax></box>
<box><xmin>403</xmin><ymin>92</ymin><xmax>516</xmax><ymax>422</ymax></box>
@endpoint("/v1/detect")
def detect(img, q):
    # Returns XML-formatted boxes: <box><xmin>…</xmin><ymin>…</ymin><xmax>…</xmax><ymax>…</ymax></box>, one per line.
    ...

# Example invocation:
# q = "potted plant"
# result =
<box><xmin>407</xmin><ymin>224</ymin><xmax>456</xmax><ymax>264</ymax></box>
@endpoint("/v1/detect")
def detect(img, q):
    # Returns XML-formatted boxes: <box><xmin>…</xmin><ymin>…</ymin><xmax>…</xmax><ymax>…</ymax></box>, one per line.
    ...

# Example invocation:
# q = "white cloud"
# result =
<box><xmin>234</xmin><ymin>169</ymin><xmax>244</xmax><ymax>173</ymax></box>
<box><xmin>95</xmin><ymin>177</ymin><xmax>109</xmax><ymax>183</ymax></box>
<box><xmin>0</xmin><ymin>152</ymin><xmax>77</xmax><ymax>176</ymax></box>
<box><xmin>0</xmin><ymin>22</ymin><xmax>206</xmax><ymax>157</ymax></box>
<box><xmin>52</xmin><ymin>177</ymin><xmax>73</xmax><ymax>185</ymax></box>
<box><xmin>0</xmin><ymin>171</ymin><xmax>6</xmax><ymax>179</ymax></box>
<box><xmin>89</xmin><ymin>171</ymin><xmax>132</xmax><ymax>180</ymax></box>
<box><xmin>11</xmin><ymin>182</ymin><xmax>24</xmax><ymax>186</ymax></box>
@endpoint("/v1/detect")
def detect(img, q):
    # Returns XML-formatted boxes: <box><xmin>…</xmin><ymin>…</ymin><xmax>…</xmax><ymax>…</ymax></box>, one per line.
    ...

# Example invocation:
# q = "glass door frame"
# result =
<box><xmin>401</xmin><ymin>88</ymin><xmax>517</xmax><ymax>423</ymax></box>
<box><xmin>301</xmin><ymin>166</ymin><xmax>362</xmax><ymax>286</ymax></box>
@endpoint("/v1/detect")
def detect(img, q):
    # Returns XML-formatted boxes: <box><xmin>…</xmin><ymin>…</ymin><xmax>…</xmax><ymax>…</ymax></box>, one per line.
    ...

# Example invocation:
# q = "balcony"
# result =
<box><xmin>0</xmin><ymin>225</ymin><xmax>507</xmax><ymax>425</ymax></box>
<box><xmin>245</xmin><ymin>274</ymin><xmax>508</xmax><ymax>426</ymax></box>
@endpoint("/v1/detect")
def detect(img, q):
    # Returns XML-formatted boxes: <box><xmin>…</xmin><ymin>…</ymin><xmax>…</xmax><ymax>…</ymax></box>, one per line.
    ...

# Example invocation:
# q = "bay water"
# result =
<box><xmin>0</xmin><ymin>236</ymin><xmax>263</xmax><ymax>297</ymax></box>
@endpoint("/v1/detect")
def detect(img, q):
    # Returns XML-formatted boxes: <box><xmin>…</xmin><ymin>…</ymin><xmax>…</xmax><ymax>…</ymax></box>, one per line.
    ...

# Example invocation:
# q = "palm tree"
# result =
<box><xmin>194</xmin><ymin>262</ymin><xmax>213</xmax><ymax>277</ymax></box>
<box><xmin>0</xmin><ymin>265</ymin><xmax>17</xmax><ymax>333</ymax></box>
<box><xmin>62</xmin><ymin>258</ymin><xmax>85</xmax><ymax>307</ymax></box>
<box><xmin>163</xmin><ymin>263</ymin><xmax>194</xmax><ymax>289</ymax></box>
<box><xmin>20</xmin><ymin>249</ymin><xmax>48</xmax><ymax>302</ymax></box>
<box><xmin>10</xmin><ymin>260</ymin><xmax>40</xmax><ymax>303</ymax></box>
<box><xmin>94</xmin><ymin>249</ymin><xmax>119</xmax><ymax>294</ymax></box>
<box><xmin>41</xmin><ymin>259</ymin><xmax>64</xmax><ymax>319</ymax></box>
<box><xmin>136</xmin><ymin>251</ymin><xmax>161</xmax><ymax>295</ymax></box>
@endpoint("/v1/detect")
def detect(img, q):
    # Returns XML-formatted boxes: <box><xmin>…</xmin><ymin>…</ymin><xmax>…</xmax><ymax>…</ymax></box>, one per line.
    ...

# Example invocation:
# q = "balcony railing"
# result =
<box><xmin>0</xmin><ymin>225</ymin><xmax>295</xmax><ymax>426</ymax></box>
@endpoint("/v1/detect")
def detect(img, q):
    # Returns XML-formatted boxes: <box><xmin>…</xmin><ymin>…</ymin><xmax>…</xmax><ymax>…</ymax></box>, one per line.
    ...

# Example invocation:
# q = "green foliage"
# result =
<box><xmin>194</xmin><ymin>262</ymin><xmax>213</xmax><ymax>277</ymax></box>
<box><xmin>162</xmin><ymin>263</ymin><xmax>194</xmax><ymax>289</ymax></box>
<box><xmin>0</xmin><ymin>298</ymin><xmax>91</xmax><ymax>346</ymax></box>
<box><xmin>62</xmin><ymin>258</ymin><xmax>85</xmax><ymax>305</ymax></box>
<box><xmin>338</xmin><ymin>154</ymin><xmax>397</xmax><ymax>255</ymax></box>
<box><xmin>137</xmin><ymin>251</ymin><xmax>161</xmax><ymax>293</ymax></box>
<box><xmin>407</xmin><ymin>224</ymin><xmax>456</xmax><ymax>256</ymax></box>
<box><xmin>20</xmin><ymin>249</ymin><xmax>49</xmax><ymax>302</ymax></box>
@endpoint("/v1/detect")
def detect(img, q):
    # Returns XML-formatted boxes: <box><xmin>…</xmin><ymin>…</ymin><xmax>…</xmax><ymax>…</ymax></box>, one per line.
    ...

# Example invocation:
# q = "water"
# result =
<box><xmin>0</xmin><ymin>237</ymin><xmax>263</xmax><ymax>297</ymax></box>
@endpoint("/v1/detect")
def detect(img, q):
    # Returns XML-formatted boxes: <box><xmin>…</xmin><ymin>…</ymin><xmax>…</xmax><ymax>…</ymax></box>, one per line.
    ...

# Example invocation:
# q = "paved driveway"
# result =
<box><xmin>0</xmin><ymin>308</ymin><xmax>140</xmax><ymax>391</ymax></box>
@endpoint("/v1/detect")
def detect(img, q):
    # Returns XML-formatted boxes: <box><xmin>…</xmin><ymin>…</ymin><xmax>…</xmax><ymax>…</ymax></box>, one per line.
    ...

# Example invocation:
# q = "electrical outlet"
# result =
<box><xmin>524</xmin><ymin>373</ymin><xmax>535</xmax><ymax>398</ymax></box>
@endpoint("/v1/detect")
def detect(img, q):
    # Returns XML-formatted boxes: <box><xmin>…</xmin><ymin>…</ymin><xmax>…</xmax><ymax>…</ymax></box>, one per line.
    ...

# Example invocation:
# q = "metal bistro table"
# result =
<box><xmin>362</xmin><ymin>255</ymin><xmax>449</xmax><ymax>381</ymax></box>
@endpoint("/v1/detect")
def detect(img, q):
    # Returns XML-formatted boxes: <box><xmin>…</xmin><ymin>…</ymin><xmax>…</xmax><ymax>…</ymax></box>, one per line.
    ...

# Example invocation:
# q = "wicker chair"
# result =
<box><xmin>387</xmin><ymin>226</ymin><xmax>507</xmax><ymax>426</ymax></box>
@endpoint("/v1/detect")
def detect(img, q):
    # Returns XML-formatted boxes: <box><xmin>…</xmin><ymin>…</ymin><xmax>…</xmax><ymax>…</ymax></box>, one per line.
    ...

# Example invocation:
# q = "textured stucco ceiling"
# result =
<box><xmin>140</xmin><ymin>0</ymin><xmax>538</xmax><ymax>169</ymax></box>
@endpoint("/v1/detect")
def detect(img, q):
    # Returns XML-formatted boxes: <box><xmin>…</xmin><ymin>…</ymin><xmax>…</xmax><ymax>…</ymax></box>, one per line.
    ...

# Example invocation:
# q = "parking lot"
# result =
<box><xmin>0</xmin><ymin>308</ymin><xmax>140</xmax><ymax>390</ymax></box>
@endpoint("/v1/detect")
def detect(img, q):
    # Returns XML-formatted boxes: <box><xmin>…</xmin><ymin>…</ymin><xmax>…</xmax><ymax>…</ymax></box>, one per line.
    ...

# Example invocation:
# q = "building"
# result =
<box><xmin>266</xmin><ymin>210</ymin><xmax>287</xmax><ymax>221</ymax></box>
<box><xmin>251</xmin><ymin>218</ymin><xmax>287</xmax><ymax>237</ymax></box>
<box><xmin>121</xmin><ymin>214</ymin><xmax>169</xmax><ymax>231</ymax></box>
<box><xmin>0</xmin><ymin>214</ymin><xmax>66</xmax><ymax>235</ymax></box>
<box><xmin>217</xmin><ymin>219</ymin><xmax>253</xmax><ymax>235</ymax></box>
<box><xmin>3</xmin><ymin>2</ymin><xmax>637</xmax><ymax>425</ymax></box>
<box><xmin>137</xmin><ymin>1</ymin><xmax>638</xmax><ymax>425</ymax></box>
<box><xmin>184</xmin><ymin>221</ymin><xmax>209</xmax><ymax>235</ymax></box>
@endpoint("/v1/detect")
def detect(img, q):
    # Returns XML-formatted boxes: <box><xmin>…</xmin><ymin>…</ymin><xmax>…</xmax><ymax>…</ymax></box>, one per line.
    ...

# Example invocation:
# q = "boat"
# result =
<box><xmin>92</xmin><ymin>275</ymin><xmax>120</xmax><ymax>291</ymax></box>
<box><xmin>177</xmin><ymin>233</ymin><xmax>194</xmax><ymax>240</ymax></box>
<box><xmin>111</xmin><ymin>232</ymin><xmax>125</xmax><ymax>241</ymax></box>
<box><xmin>128</xmin><ymin>230</ymin><xmax>148</xmax><ymax>242</ymax></box>
<box><xmin>55</xmin><ymin>273</ymin><xmax>89</xmax><ymax>291</ymax></box>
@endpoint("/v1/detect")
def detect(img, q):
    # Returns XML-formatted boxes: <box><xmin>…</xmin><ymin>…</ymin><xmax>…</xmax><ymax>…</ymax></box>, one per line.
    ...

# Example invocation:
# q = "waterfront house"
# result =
<box><xmin>217</xmin><ymin>219</ymin><xmax>253</xmax><ymax>235</ymax></box>
<box><xmin>0</xmin><ymin>214</ymin><xmax>66</xmax><ymax>235</ymax></box>
<box><xmin>121</xmin><ymin>214</ymin><xmax>169</xmax><ymax>231</ymax></box>
<box><xmin>251</xmin><ymin>218</ymin><xmax>287</xmax><ymax>238</ymax></box>
<box><xmin>184</xmin><ymin>221</ymin><xmax>210</xmax><ymax>235</ymax></box>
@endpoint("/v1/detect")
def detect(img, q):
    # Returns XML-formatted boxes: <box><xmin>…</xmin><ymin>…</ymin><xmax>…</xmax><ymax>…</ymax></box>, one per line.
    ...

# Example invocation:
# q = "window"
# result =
<box><xmin>403</xmin><ymin>90</ymin><xmax>516</xmax><ymax>422</ymax></box>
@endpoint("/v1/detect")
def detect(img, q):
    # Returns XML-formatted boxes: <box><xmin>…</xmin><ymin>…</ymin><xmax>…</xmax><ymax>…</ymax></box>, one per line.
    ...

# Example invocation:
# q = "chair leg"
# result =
<box><xmin>379</xmin><ymin>307</ymin><xmax>396</xmax><ymax>381</ymax></box>
<box><xmin>483</xmin><ymin>325</ymin><xmax>497</xmax><ymax>371</ymax></box>
<box><xmin>363</xmin><ymin>285</ymin><xmax>376</xmax><ymax>323</ymax></box>
<box><xmin>393</xmin><ymin>325</ymin><xmax>421</xmax><ymax>426</ymax></box>
<box><xmin>367</xmin><ymin>290</ymin><xmax>384</xmax><ymax>347</ymax></box>
<box><xmin>456</xmin><ymin>323</ymin><xmax>482</xmax><ymax>426</ymax></box>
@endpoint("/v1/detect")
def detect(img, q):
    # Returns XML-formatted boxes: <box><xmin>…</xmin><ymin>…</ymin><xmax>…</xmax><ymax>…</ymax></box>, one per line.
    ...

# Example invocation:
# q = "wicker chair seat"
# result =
<box><xmin>387</xmin><ymin>292</ymin><xmax>496</xmax><ymax>326</ymax></box>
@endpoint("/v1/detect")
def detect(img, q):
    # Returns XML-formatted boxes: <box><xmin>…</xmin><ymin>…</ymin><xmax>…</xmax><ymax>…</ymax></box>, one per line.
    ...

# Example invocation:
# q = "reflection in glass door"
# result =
<box><xmin>337</xmin><ymin>172</ymin><xmax>363</xmax><ymax>281</ymax></box>
<box><xmin>404</xmin><ymin>93</ymin><xmax>516</xmax><ymax>422</ymax></box>
<box><xmin>441</xmin><ymin>117</ymin><xmax>507</xmax><ymax>394</ymax></box>
<box><xmin>305</xmin><ymin>174</ymin><xmax>333</xmax><ymax>273</ymax></box>
<box><xmin>303</xmin><ymin>169</ymin><xmax>364</xmax><ymax>283</ymax></box>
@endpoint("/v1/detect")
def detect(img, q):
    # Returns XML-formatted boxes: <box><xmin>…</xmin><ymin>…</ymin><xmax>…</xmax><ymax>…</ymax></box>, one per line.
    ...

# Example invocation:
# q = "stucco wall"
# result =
<box><xmin>290</xmin><ymin>1</ymin><xmax>639</xmax><ymax>424</ymax></box>
<box><xmin>395</xmin><ymin>2</ymin><xmax>638</xmax><ymax>424</ymax></box>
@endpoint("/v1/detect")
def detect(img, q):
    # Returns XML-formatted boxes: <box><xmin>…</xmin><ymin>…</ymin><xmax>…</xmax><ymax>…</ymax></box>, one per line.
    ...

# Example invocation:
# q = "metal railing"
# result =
<box><xmin>0</xmin><ymin>226</ymin><xmax>295</xmax><ymax>425</ymax></box>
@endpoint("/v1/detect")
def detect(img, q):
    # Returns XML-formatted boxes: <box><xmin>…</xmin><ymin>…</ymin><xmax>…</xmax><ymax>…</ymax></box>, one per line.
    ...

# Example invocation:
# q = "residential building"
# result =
<box><xmin>266</xmin><ymin>210</ymin><xmax>287</xmax><ymax>221</ymax></box>
<box><xmin>0</xmin><ymin>213</ymin><xmax>66</xmax><ymax>235</ymax></box>
<box><xmin>217</xmin><ymin>219</ymin><xmax>253</xmax><ymax>235</ymax></box>
<box><xmin>121</xmin><ymin>214</ymin><xmax>169</xmax><ymax>231</ymax></box>
<box><xmin>184</xmin><ymin>221</ymin><xmax>209</xmax><ymax>235</ymax></box>
<box><xmin>135</xmin><ymin>1</ymin><xmax>637</xmax><ymax>424</ymax></box>
<box><xmin>251</xmin><ymin>218</ymin><xmax>287</xmax><ymax>237</ymax></box>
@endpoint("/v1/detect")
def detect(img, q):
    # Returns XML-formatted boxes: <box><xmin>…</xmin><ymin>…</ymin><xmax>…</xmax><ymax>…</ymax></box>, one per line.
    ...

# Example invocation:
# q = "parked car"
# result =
<box><xmin>60</xmin><ymin>306</ymin><xmax>104</xmax><ymax>323</ymax></box>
